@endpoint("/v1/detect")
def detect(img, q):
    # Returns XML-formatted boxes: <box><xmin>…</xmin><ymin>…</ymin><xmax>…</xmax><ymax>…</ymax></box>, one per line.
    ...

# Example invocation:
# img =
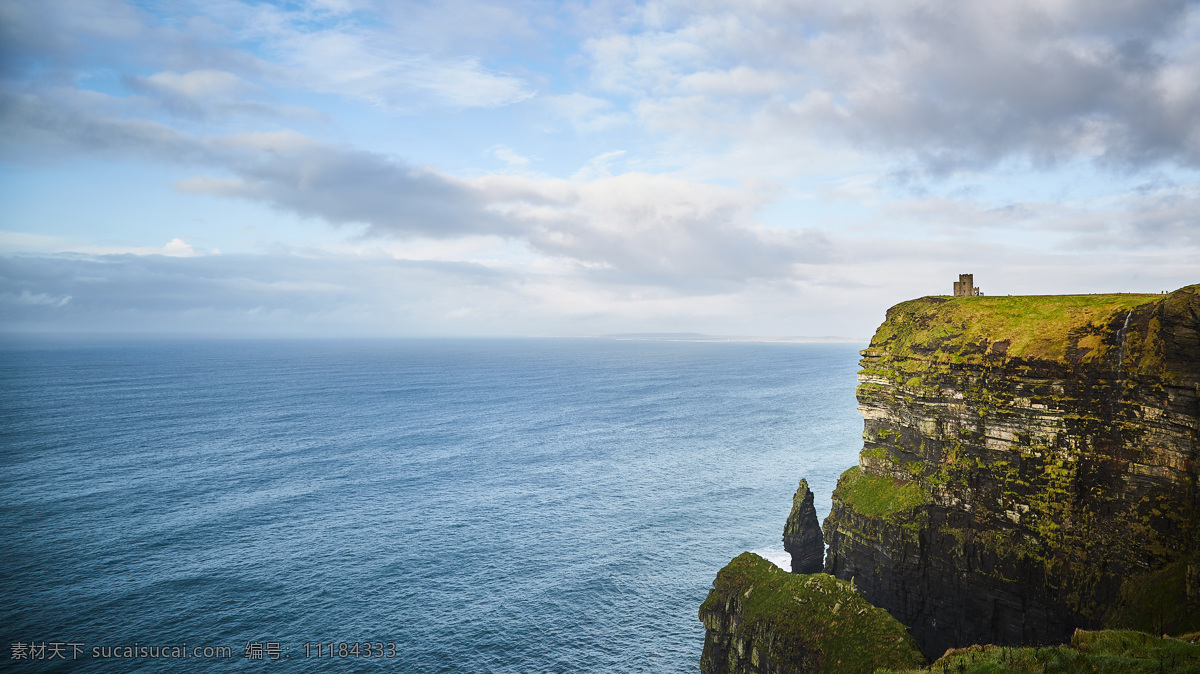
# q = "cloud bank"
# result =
<box><xmin>1</xmin><ymin>0</ymin><xmax>1197</xmax><ymax>337</ymax></box>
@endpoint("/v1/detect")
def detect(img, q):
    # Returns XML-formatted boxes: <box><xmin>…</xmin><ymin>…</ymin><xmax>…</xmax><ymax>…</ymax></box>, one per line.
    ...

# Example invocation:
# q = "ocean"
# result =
<box><xmin>0</xmin><ymin>338</ymin><xmax>864</xmax><ymax>671</ymax></box>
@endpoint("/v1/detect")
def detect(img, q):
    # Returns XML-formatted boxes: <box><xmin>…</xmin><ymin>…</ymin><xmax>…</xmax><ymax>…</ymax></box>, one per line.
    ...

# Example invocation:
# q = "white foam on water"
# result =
<box><xmin>750</xmin><ymin>545</ymin><xmax>791</xmax><ymax>572</ymax></box>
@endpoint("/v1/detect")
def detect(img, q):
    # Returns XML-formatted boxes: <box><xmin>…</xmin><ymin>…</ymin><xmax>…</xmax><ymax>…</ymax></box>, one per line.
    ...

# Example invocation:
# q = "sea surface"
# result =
<box><xmin>0</xmin><ymin>338</ymin><xmax>864</xmax><ymax>672</ymax></box>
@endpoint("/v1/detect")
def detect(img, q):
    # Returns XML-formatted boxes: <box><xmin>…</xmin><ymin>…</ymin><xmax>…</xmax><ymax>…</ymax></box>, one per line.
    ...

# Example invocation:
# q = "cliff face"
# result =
<box><xmin>698</xmin><ymin>553</ymin><xmax>926</xmax><ymax>674</ymax></box>
<box><xmin>783</xmin><ymin>479</ymin><xmax>824</xmax><ymax>574</ymax></box>
<box><xmin>823</xmin><ymin>285</ymin><xmax>1200</xmax><ymax>659</ymax></box>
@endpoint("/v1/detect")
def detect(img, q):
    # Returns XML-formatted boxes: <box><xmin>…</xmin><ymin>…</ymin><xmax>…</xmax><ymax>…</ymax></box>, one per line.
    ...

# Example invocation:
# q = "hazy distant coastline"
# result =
<box><xmin>601</xmin><ymin>333</ymin><xmax>868</xmax><ymax>343</ymax></box>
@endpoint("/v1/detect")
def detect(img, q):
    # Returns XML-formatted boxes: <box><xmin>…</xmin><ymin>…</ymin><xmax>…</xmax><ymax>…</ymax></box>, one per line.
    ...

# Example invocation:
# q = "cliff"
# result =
<box><xmin>824</xmin><ymin>284</ymin><xmax>1200</xmax><ymax>658</ymax></box>
<box><xmin>698</xmin><ymin>552</ymin><xmax>927</xmax><ymax>674</ymax></box>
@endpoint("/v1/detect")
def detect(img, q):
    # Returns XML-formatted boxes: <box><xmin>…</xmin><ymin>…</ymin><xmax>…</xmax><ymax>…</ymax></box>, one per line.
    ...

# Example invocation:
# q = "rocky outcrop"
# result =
<box><xmin>698</xmin><ymin>553</ymin><xmax>926</xmax><ymax>674</ymax></box>
<box><xmin>783</xmin><ymin>479</ymin><xmax>824</xmax><ymax>574</ymax></box>
<box><xmin>823</xmin><ymin>285</ymin><xmax>1200</xmax><ymax>659</ymax></box>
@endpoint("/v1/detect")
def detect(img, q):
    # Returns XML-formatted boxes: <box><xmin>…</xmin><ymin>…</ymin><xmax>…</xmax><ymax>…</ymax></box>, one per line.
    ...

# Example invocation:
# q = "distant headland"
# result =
<box><xmin>602</xmin><ymin>333</ymin><xmax>867</xmax><ymax>343</ymax></box>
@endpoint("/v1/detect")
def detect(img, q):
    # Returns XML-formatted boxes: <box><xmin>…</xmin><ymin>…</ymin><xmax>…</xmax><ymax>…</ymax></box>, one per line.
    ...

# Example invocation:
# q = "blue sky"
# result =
<box><xmin>1</xmin><ymin>0</ymin><xmax>1198</xmax><ymax>337</ymax></box>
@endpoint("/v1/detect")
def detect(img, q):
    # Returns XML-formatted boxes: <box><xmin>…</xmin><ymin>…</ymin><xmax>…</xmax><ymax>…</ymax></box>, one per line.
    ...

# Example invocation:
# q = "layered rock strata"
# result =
<box><xmin>698</xmin><ymin>553</ymin><xmax>926</xmax><ymax>674</ymax></box>
<box><xmin>783</xmin><ymin>479</ymin><xmax>824</xmax><ymax>574</ymax></box>
<box><xmin>823</xmin><ymin>285</ymin><xmax>1200</xmax><ymax>658</ymax></box>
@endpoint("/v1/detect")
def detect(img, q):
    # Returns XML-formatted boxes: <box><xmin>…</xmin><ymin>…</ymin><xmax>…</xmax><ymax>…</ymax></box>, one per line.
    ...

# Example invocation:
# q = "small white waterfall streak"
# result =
<box><xmin>1116</xmin><ymin>310</ymin><xmax>1132</xmax><ymax>378</ymax></box>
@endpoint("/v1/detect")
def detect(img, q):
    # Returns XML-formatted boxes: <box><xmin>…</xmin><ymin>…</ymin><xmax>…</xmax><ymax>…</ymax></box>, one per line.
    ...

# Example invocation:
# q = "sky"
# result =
<box><xmin>1</xmin><ymin>0</ymin><xmax>1198</xmax><ymax>338</ymax></box>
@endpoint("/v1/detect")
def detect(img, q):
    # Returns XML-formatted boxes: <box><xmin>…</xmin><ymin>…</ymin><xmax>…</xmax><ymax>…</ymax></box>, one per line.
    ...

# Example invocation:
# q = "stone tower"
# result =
<box><xmin>953</xmin><ymin>274</ymin><xmax>980</xmax><ymax>297</ymax></box>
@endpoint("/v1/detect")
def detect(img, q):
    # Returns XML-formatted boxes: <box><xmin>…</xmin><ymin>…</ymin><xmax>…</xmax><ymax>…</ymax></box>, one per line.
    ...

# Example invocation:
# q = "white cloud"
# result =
<box><xmin>545</xmin><ymin>93</ymin><xmax>630</xmax><ymax>132</ymax></box>
<box><xmin>571</xmin><ymin>150</ymin><xmax>626</xmax><ymax>180</ymax></box>
<box><xmin>162</xmin><ymin>238</ymin><xmax>196</xmax><ymax>257</ymax></box>
<box><xmin>2</xmin><ymin>0</ymin><xmax>1198</xmax><ymax>339</ymax></box>
<box><xmin>678</xmin><ymin>66</ymin><xmax>790</xmax><ymax>96</ymax></box>
<box><xmin>138</xmin><ymin>70</ymin><xmax>250</xmax><ymax>99</ymax></box>
<box><xmin>488</xmin><ymin>144</ymin><xmax>531</xmax><ymax>167</ymax></box>
<box><xmin>2</xmin><ymin>239</ymin><xmax>1193</xmax><ymax>338</ymax></box>
<box><xmin>0</xmin><ymin>231</ymin><xmax>216</xmax><ymax>258</ymax></box>
<box><xmin>258</xmin><ymin>17</ymin><xmax>536</xmax><ymax>110</ymax></box>
<box><xmin>11</xmin><ymin>290</ymin><xmax>72</xmax><ymax>308</ymax></box>
<box><xmin>574</xmin><ymin>0</ymin><xmax>1200</xmax><ymax>171</ymax></box>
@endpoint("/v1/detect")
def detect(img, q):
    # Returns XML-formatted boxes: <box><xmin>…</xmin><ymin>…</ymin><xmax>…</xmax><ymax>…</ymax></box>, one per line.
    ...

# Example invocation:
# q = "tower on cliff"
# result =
<box><xmin>953</xmin><ymin>274</ymin><xmax>982</xmax><ymax>297</ymax></box>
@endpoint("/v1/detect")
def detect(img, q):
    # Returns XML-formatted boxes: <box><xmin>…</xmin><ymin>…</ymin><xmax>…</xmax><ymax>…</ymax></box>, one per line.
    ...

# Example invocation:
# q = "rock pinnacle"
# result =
<box><xmin>783</xmin><ymin>479</ymin><xmax>824</xmax><ymax>574</ymax></box>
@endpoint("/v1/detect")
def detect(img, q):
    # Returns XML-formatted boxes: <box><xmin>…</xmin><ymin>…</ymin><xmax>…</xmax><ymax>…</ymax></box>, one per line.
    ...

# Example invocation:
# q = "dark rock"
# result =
<box><xmin>783</xmin><ymin>479</ymin><xmax>824</xmax><ymax>574</ymax></box>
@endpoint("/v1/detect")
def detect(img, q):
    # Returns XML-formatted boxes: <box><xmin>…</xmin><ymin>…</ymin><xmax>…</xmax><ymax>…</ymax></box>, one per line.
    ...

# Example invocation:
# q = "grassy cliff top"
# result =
<box><xmin>701</xmin><ymin>553</ymin><xmax>927</xmax><ymax>673</ymax></box>
<box><xmin>865</xmin><ymin>285</ymin><xmax>1198</xmax><ymax>369</ymax></box>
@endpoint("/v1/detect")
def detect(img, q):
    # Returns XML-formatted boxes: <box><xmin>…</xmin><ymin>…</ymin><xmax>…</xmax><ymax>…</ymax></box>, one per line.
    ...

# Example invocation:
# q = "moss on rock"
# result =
<box><xmin>836</xmin><ymin>466</ymin><xmax>925</xmax><ymax>519</ymax></box>
<box><xmin>699</xmin><ymin>552</ymin><xmax>926</xmax><ymax>674</ymax></box>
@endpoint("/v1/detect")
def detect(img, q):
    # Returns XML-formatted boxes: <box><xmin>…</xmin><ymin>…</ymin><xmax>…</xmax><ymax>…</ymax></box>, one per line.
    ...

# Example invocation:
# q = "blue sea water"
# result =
<box><xmin>0</xmin><ymin>338</ymin><xmax>864</xmax><ymax>672</ymax></box>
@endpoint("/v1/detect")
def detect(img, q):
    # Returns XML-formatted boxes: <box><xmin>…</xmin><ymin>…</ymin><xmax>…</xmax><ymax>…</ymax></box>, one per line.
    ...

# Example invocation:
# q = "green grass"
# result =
<box><xmin>700</xmin><ymin>552</ymin><xmax>926</xmax><ymax>674</ymax></box>
<box><xmin>837</xmin><ymin>466</ymin><xmax>925</xmax><ymax>518</ymax></box>
<box><xmin>878</xmin><ymin>630</ymin><xmax>1200</xmax><ymax>673</ymax></box>
<box><xmin>867</xmin><ymin>290</ymin><xmax>1183</xmax><ymax>370</ymax></box>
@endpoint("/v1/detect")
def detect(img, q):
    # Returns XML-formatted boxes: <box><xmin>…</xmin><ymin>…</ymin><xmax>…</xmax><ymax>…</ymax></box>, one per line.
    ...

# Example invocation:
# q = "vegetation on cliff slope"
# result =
<box><xmin>699</xmin><ymin>552</ymin><xmax>926</xmax><ymax>674</ymax></box>
<box><xmin>878</xmin><ymin>629</ymin><xmax>1200</xmax><ymax>673</ymax></box>
<box><xmin>1107</xmin><ymin>559</ymin><xmax>1200</xmax><ymax>636</ymax></box>
<box><xmin>836</xmin><ymin>466</ymin><xmax>925</xmax><ymax>519</ymax></box>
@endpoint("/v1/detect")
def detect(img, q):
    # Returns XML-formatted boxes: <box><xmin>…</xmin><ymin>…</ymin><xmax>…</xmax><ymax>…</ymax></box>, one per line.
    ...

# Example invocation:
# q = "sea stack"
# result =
<box><xmin>783</xmin><ymin>479</ymin><xmax>824</xmax><ymax>574</ymax></box>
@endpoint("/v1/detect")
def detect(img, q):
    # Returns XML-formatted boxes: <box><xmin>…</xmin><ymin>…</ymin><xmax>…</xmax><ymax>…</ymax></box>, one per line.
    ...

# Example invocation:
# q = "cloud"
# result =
<box><xmin>488</xmin><ymin>144</ymin><xmax>532</xmax><ymax>167</ymax></box>
<box><xmin>10</xmin><ymin>0</ymin><xmax>1199</xmax><ymax>172</ymax></box>
<box><xmin>678</xmin><ymin>66</ymin><xmax>791</xmax><ymax>96</ymax></box>
<box><xmin>176</xmin><ymin>145</ymin><xmax>519</xmax><ymax>239</ymax></box>
<box><xmin>0</xmin><ymin>0</ymin><xmax>146</xmax><ymax>75</ymax></box>
<box><xmin>0</xmin><ymin>84</ymin><xmax>810</xmax><ymax>285</ymax></box>
<box><xmin>162</xmin><ymin>238</ymin><xmax>197</xmax><ymax>257</ymax></box>
<box><xmin>874</xmin><ymin>180</ymin><xmax>1200</xmax><ymax>251</ymax></box>
<box><xmin>1</xmin><ymin>0</ymin><xmax>537</xmax><ymax>114</ymax></box>
<box><xmin>0</xmin><ymin>0</ymin><xmax>270</xmax><ymax>86</ymax></box>
<box><xmin>3</xmin><ymin>0</ymin><xmax>1197</xmax><ymax>342</ymax></box>
<box><xmin>9</xmin><ymin>289</ymin><xmax>72</xmax><ymax>308</ymax></box>
<box><xmin>0</xmin><ymin>230</ymin><xmax>218</xmax><ymax>258</ymax></box>
<box><xmin>578</xmin><ymin>0</ymin><xmax>1200</xmax><ymax>172</ymax></box>
<box><xmin>487</xmin><ymin>172</ymin><xmax>831</xmax><ymax>286</ymax></box>
<box><xmin>2</xmin><ymin>83</ymin><xmax>819</xmax><ymax>287</ymax></box>
<box><xmin>0</xmin><ymin>252</ymin><xmax>517</xmax><ymax>336</ymax></box>
<box><xmin>1036</xmin><ymin>182</ymin><xmax>1200</xmax><ymax>250</ymax></box>
<box><xmin>247</xmin><ymin>5</ymin><xmax>537</xmax><ymax>110</ymax></box>
<box><xmin>176</xmin><ymin>145</ymin><xmax>828</xmax><ymax>286</ymax></box>
<box><xmin>571</xmin><ymin>150</ymin><xmax>626</xmax><ymax>180</ymax></box>
<box><xmin>281</xmin><ymin>38</ymin><xmax>536</xmax><ymax>109</ymax></box>
<box><xmin>2</xmin><ymin>235</ymin><xmax>1193</xmax><ymax>338</ymax></box>
<box><xmin>133</xmin><ymin>69</ymin><xmax>250</xmax><ymax>100</ymax></box>
<box><xmin>545</xmin><ymin>93</ymin><xmax>631</xmax><ymax>132</ymax></box>
<box><xmin>0</xmin><ymin>86</ymin><xmax>220</xmax><ymax>163</ymax></box>
<box><xmin>12</xmin><ymin>76</ymin><xmax>1192</xmax><ymax>299</ymax></box>
<box><xmin>121</xmin><ymin>69</ymin><xmax>319</xmax><ymax>121</ymax></box>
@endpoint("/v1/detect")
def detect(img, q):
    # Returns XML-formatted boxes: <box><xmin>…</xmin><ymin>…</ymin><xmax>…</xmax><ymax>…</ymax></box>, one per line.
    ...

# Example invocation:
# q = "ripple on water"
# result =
<box><xmin>0</xmin><ymin>338</ymin><xmax>864</xmax><ymax>672</ymax></box>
